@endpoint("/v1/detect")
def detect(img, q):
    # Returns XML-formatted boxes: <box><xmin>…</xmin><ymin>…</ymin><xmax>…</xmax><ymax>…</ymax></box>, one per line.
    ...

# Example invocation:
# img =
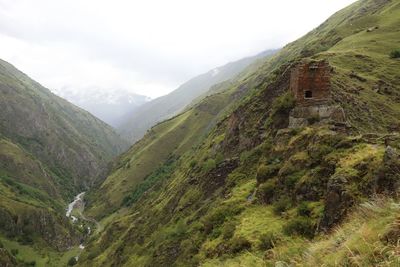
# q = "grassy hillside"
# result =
<box><xmin>0</xmin><ymin>59</ymin><xmax>129</xmax><ymax>265</ymax></box>
<box><xmin>117</xmin><ymin>49</ymin><xmax>277</xmax><ymax>143</ymax></box>
<box><xmin>0</xmin><ymin>59</ymin><xmax>128</xmax><ymax>195</ymax></box>
<box><xmin>79</xmin><ymin>0</ymin><xmax>400</xmax><ymax>266</ymax></box>
<box><xmin>0</xmin><ymin>137</ymin><xmax>82</xmax><ymax>266</ymax></box>
<box><xmin>88</xmin><ymin>90</ymin><xmax>238</xmax><ymax>218</ymax></box>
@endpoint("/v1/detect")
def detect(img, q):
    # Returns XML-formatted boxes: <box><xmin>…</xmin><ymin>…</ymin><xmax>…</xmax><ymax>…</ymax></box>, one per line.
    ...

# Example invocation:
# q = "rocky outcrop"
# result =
<box><xmin>200</xmin><ymin>158</ymin><xmax>239</xmax><ymax>197</ymax></box>
<box><xmin>321</xmin><ymin>173</ymin><xmax>354</xmax><ymax>230</ymax></box>
<box><xmin>376</xmin><ymin>146</ymin><xmax>400</xmax><ymax>194</ymax></box>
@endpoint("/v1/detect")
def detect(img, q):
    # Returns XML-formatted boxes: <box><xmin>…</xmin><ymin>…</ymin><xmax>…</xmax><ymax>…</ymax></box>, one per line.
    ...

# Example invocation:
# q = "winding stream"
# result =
<box><xmin>66</xmin><ymin>192</ymin><xmax>99</xmax><ymax>260</ymax></box>
<box><xmin>66</xmin><ymin>192</ymin><xmax>85</xmax><ymax>218</ymax></box>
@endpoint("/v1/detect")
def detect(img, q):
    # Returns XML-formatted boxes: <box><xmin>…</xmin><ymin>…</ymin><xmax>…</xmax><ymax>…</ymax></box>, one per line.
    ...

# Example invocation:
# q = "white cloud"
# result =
<box><xmin>0</xmin><ymin>0</ymin><xmax>357</xmax><ymax>98</ymax></box>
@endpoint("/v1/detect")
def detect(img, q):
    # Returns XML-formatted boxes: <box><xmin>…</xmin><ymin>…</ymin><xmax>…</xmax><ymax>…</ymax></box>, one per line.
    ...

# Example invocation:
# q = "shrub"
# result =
<box><xmin>180</xmin><ymin>239</ymin><xmax>199</xmax><ymax>258</ymax></box>
<box><xmin>122</xmin><ymin>160</ymin><xmax>176</xmax><ymax>206</ymax></box>
<box><xmin>284</xmin><ymin>217</ymin><xmax>315</xmax><ymax>238</ymax></box>
<box><xmin>389</xmin><ymin>49</ymin><xmax>400</xmax><ymax>59</ymax></box>
<box><xmin>210</xmin><ymin>228</ymin><xmax>222</xmax><ymax>239</ymax></box>
<box><xmin>266</xmin><ymin>93</ymin><xmax>296</xmax><ymax>129</ymax></box>
<box><xmin>87</xmin><ymin>246</ymin><xmax>102</xmax><ymax>260</ymax></box>
<box><xmin>226</xmin><ymin>173</ymin><xmax>246</xmax><ymax>187</ymax></box>
<box><xmin>257</xmin><ymin>180</ymin><xmax>277</xmax><ymax>204</ymax></box>
<box><xmin>273</xmin><ymin>92</ymin><xmax>295</xmax><ymax>114</ymax></box>
<box><xmin>11</xmin><ymin>249</ymin><xmax>18</xmax><ymax>256</ymax></box>
<box><xmin>0</xmin><ymin>240</ymin><xmax>3</xmax><ymax>248</ymax></box>
<box><xmin>308</xmin><ymin>144</ymin><xmax>333</xmax><ymax>162</ymax></box>
<box><xmin>20</xmin><ymin>235</ymin><xmax>34</xmax><ymax>245</ymax></box>
<box><xmin>258</xmin><ymin>232</ymin><xmax>277</xmax><ymax>250</ymax></box>
<box><xmin>202</xmin><ymin>159</ymin><xmax>216</xmax><ymax>172</ymax></box>
<box><xmin>256</xmin><ymin>164</ymin><xmax>269</xmax><ymax>183</ymax></box>
<box><xmin>228</xmin><ymin>236</ymin><xmax>251</xmax><ymax>254</ymax></box>
<box><xmin>256</xmin><ymin>164</ymin><xmax>280</xmax><ymax>183</ymax></box>
<box><xmin>215</xmin><ymin>153</ymin><xmax>224</xmax><ymax>165</ymax></box>
<box><xmin>171</xmin><ymin>220</ymin><xmax>188</xmax><ymax>238</ymax></box>
<box><xmin>125</xmin><ymin>162</ymin><xmax>131</xmax><ymax>169</ymax></box>
<box><xmin>273</xmin><ymin>197</ymin><xmax>292</xmax><ymax>215</ymax></box>
<box><xmin>189</xmin><ymin>160</ymin><xmax>197</xmax><ymax>168</ymax></box>
<box><xmin>67</xmin><ymin>257</ymin><xmax>77</xmax><ymax>266</ymax></box>
<box><xmin>26</xmin><ymin>261</ymin><xmax>36</xmax><ymax>266</ymax></box>
<box><xmin>202</xmin><ymin>204</ymin><xmax>243</xmax><ymax>234</ymax></box>
<box><xmin>239</xmin><ymin>146</ymin><xmax>263</xmax><ymax>167</ymax></box>
<box><xmin>297</xmin><ymin>202</ymin><xmax>312</xmax><ymax>217</ymax></box>
<box><xmin>222</xmin><ymin>221</ymin><xmax>236</xmax><ymax>240</ymax></box>
<box><xmin>307</xmin><ymin>114</ymin><xmax>320</xmax><ymax>125</ymax></box>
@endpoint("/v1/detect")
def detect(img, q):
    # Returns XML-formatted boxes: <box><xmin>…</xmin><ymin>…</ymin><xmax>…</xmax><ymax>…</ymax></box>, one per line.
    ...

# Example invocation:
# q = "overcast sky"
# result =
<box><xmin>0</xmin><ymin>0</ymin><xmax>357</xmax><ymax>98</ymax></box>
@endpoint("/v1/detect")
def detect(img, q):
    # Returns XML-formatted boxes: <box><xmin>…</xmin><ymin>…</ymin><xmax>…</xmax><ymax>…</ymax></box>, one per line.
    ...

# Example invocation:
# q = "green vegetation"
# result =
<box><xmin>78</xmin><ymin>0</ymin><xmax>400</xmax><ymax>265</ymax></box>
<box><xmin>0</xmin><ymin>37</ymin><xmax>128</xmax><ymax>263</ymax></box>
<box><xmin>117</xmin><ymin>49</ymin><xmax>277</xmax><ymax>143</ymax></box>
<box><xmin>122</xmin><ymin>158</ymin><xmax>177</xmax><ymax>206</ymax></box>
<box><xmin>389</xmin><ymin>49</ymin><xmax>400</xmax><ymax>58</ymax></box>
<box><xmin>0</xmin><ymin>235</ymin><xmax>82</xmax><ymax>267</ymax></box>
<box><xmin>0</xmin><ymin>0</ymin><xmax>396</xmax><ymax>266</ymax></box>
<box><xmin>258</xmin><ymin>232</ymin><xmax>278</xmax><ymax>250</ymax></box>
<box><xmin>68</xmin><ymin>256</ymin><xmax>78</xmax><ymax>266</ymax></box>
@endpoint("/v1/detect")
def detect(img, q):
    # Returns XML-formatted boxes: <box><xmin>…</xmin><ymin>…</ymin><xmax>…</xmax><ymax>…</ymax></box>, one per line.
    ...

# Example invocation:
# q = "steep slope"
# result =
<box><xmin>0</xmin><ymin>59</ymin><xmax>128</xmax><ymax>194</ymax></box>
<box><xmin>52</xmin><ymin>87</ymin><xmax>150</xmax><ymax>128</ymax></box>
<box><xmin>0</xmin><ymin>137</ymin><xmax>79</xmax><ymax>245</ymax></box>
<box><xmin>88</xmin><ymin>86</ymin><xmax>244</xmax><ymax>217</ymax></box>
<box><xmin>117</xmin><ymin>49</ymin><xmax>277</xmax><ymax>143</ymax></box>
<box><xmin>79</xmin><ymin>0</ymin><xmax>400</xmax><ymax>266</ymax></box>
<box><xmin>0</xmin><ymin>59</ymin><xmax>129</xmax><ymax>265</ymax></box>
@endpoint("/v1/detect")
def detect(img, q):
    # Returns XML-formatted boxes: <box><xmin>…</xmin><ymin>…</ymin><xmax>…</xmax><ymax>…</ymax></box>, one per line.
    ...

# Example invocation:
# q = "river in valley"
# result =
<box><xmin>66</xmin><ymin>192</ymin><xmax>98</xmax><ymax>260</ymax></box>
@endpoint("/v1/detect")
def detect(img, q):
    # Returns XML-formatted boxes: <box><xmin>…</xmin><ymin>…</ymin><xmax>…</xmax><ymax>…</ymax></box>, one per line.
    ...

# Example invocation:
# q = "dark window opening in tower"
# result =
<box><xmin>304</xmin><ymin>90</ymin><xmax>313</xmax><ymax>98</ymax></box>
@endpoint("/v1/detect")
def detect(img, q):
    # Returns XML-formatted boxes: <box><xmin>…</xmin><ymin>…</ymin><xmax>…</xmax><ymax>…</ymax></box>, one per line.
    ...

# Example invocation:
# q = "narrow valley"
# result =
<box><xmin>0</xmin><ymin>0</ymin><xmax>399</xmax><ymax>266</ymax></box>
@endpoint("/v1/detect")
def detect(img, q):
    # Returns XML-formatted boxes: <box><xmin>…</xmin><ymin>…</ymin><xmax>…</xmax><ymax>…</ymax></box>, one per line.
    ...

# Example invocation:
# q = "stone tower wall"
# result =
<box><xmin>290</xmin><ymin>61</ymin><xmax>331</xmax><ymax>106</ymax></box>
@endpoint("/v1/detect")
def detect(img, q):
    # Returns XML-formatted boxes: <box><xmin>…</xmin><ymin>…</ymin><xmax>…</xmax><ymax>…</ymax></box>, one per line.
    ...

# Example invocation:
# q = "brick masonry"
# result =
<box><xmin>290</xmin><ymin>60</ymin><xmax>331</xmax><ymax>106</ymax></box>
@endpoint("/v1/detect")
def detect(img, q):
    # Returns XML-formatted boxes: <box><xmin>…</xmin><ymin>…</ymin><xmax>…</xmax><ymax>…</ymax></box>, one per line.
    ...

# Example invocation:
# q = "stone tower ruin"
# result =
<box><xmin>290</xmin><ymin>60</ymin><xmax>331</xmax><ymax>106</ymax></box>
<box><xmin>288</xmin><ymin>60</ymin><xmax>347</xmax><ymax>128</ymax></box>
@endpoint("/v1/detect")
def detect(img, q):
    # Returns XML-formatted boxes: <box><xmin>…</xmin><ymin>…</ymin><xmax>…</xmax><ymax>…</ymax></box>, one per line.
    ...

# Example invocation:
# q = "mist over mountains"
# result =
<box><xmin>52</xmin><ymin>87</ymin><xmax>150</xmax><ymax>128</ymax></box>
<box><xmin>117</xmin><ymin>49</ymin><xmax>277</xmax><ymax>143</ymax></box>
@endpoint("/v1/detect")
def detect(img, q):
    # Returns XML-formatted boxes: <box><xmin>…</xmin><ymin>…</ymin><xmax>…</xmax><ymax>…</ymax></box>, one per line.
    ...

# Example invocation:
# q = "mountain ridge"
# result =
<box><xmin>117</xmin><ymin>49</ymin><xmax>278</xmax><ymax>143</ymax></box>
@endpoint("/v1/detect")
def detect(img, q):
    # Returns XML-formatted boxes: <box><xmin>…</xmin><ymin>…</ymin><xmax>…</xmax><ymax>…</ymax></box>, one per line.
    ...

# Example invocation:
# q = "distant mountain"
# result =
<box><xmin>52</xmin><ymin>87</ymin><xmax>150</xmax><ymax>128</ymax></box>
<box><xmin>117</xmin><ymin>49</ymin><xmax>278</xmax><ymax>143</ymax></box>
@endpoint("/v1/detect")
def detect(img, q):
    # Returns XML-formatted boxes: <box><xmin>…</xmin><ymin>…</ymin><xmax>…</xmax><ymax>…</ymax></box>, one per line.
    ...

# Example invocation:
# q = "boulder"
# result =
<box><xmin>321</xmin><ymin>173</ymin><xmax>354</xmax><ymax>230</ymax></box>
<box><xmin>375</xmin><ymin>146</ymin><xmax>400</xmax><ymax>194</ymax></box>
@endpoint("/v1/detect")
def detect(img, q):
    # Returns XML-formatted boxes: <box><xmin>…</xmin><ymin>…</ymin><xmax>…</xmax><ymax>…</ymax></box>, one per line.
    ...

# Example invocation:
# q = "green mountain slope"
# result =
<box><xmin>88</xmin><ymin>81</ymin><xmax>250</xmax><ymax>218</ymax></box>
<box><xmin>78</xmin><ymin>0</ymin><xmax>400</xmax><ymax>266</ymax></box>
<box><xmin>0</xmin><ymin>59</ymin><xmax>129</xmax><ymax>194</ymax></box>
<box><xmin>0</xmin><ymin>59</ymin><xmax>129</xmax><ymax>265</ymax></box>
<box><xmin>0</xmin><ymin>137</ymin><xmax>81</xmax><ymax>265</ymax></box>
<box><xmin>117</xmin><ymin>49</ymin><xmax>277</xmax><ymax>143</ymax></box>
